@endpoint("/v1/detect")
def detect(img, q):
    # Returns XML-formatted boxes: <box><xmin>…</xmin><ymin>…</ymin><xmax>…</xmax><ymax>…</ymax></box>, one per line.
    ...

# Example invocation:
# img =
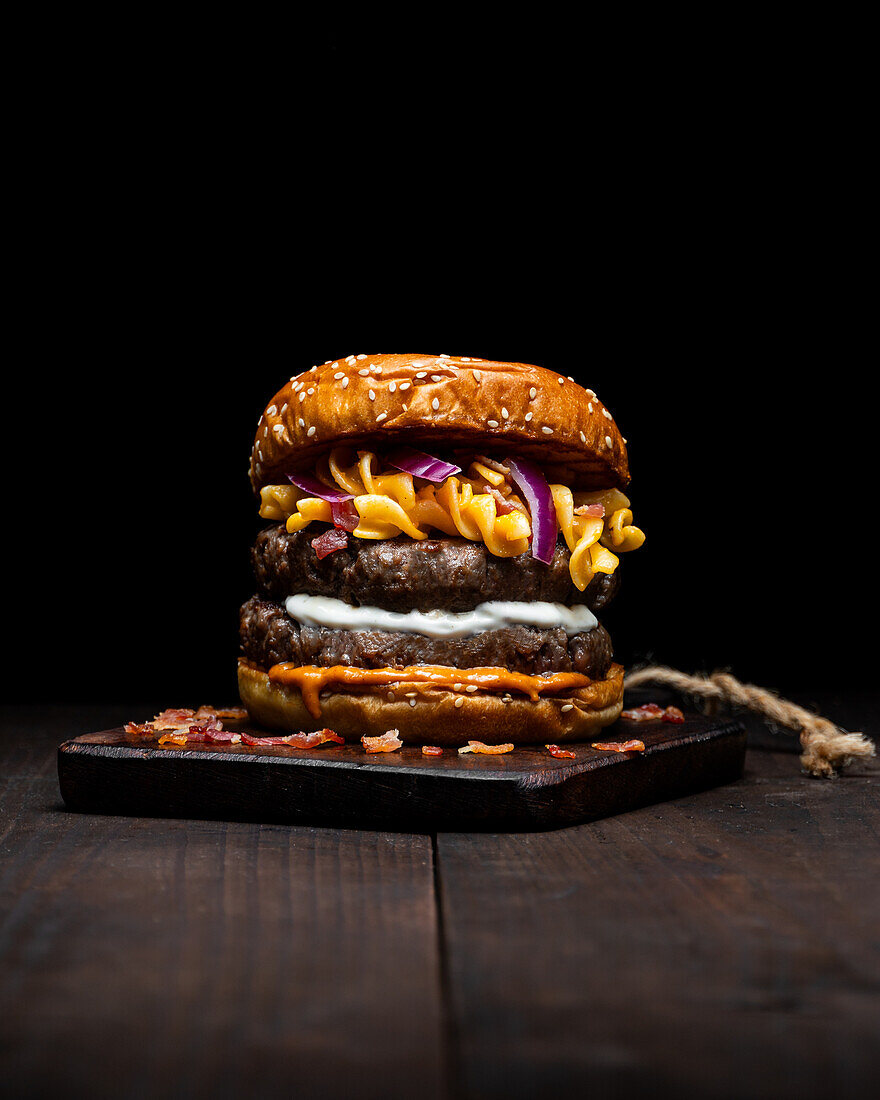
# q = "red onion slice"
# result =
<box><xmin>385</xmin><ymin>447</ymin><xmax>461</xmax><ymax>483</ymax></box>
<box><xmin>505</xmin><ymin>457</ymin><xmax>558</xmax><ymax>564</ymax></box>
<box><xmin>287</xmin><ymin>472</ymin><xmax>353</xmax><ymax>502</ymax></box>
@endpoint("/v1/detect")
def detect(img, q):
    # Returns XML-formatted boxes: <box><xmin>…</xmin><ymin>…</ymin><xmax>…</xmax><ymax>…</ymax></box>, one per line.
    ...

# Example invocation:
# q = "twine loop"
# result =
<box><xmin>623</xmin><ymin>665</ymin><xmax>875</xmax><ymax>778</ymax></box>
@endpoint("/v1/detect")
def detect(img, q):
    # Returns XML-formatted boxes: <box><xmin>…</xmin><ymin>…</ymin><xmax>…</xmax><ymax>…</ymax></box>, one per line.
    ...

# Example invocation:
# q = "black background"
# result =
<box><xmin>5</xmin><ymin>25</ymin><xmax>873</xmax><ymax>714</ymax></box>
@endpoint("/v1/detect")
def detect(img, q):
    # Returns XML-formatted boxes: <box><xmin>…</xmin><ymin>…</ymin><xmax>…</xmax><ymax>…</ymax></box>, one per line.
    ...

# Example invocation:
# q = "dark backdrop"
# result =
<box><xmin>8</xmin><ymin>279</ymin><xmax>871</xmax><ymax>710</ymax></box>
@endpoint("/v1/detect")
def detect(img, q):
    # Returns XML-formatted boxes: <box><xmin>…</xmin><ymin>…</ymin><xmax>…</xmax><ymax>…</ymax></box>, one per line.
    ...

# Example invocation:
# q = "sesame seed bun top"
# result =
<box><xmin>249</xmin><ymin>353</ymin><xmax>630</xmax><ymax>492</ymax></box>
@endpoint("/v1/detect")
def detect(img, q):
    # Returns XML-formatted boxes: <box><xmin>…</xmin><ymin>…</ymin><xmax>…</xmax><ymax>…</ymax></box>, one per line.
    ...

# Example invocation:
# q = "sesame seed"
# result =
<box><xmin>501</xmin><ymin>407</ymin><xmax>509</xmax><ymax>419</ymax></box>
<box><xmin>432</xmin><ymin>397</ymin><xmax>440</xmax><ymax>411</ymax></box>
<box><xmin>399</xmin><ymin>381</ymin><xmax>411</xmax><ymax>391</ymax></box>
<box><xmin>307</xmin><ymin>426</ymin><xmax>316</xmax><ymax>437</ymax></box>
<box><xmin>439</xmin><ymin>353</ymin><xmax>450</xmax><ymax>358</ymax></box>
<box><xmin>558</xmin><ymin>377</ymin><xmax>565</xmax><ymax>385</ymax></box>
<box><xmin>568</xmin><ymin>376</ymin><xmax>574</xmax><ymax>382</ymax></box>
<box><xmin>405</xmin><ymin>692</ymin><xmax>417</xmax><ymax>698</ymax></box>
<box><xmin>603</xmin><ymin>409</ymin><xmax>612</xmax><ymax>419</ymax></box>
<box><xmin>273</xmin><ymin>424</ymin><xmax>284</xmax><ymax>435</ymax></box>
<box><xmin>307</xmin><ymin>388</ymin><xmax>314</xmax><ymax>395</ymax></box>
<box><xmin>525</xmin><ymin>412</ymin><xmax>533</xmax><ymax>422</ymax></box>
<box><xmin>586</xmin><ymin>389</ymin><xmax>596</xmax><ymax>398</ymax></box>
<box><xmin>371</xmin><ymin>365</ymin><xmax>382</xmax><ymax>374</ymax></box>
<box><xmin>369</xmin><ymin>389</ymin><xmax>376</xmax><ymax>400</ymax></box>
<box><xmin>580</xmin><ymin>431</ymin><xmax>586</xmax><ymax>443</ymax></box>
<box><xmin>542</xmin><ymin>426</ymin><xmax>553</xmax><ymax>435</ymax></box>
<box><xmin>387</xmin><ymin>691</ymin><xmax>396</xmax><ymax>701</ymax></box>
<box><xmin>334</xmin><ymin>372</ymin><xmax>345</xmax><ymax>379</ymax></box>
<box><xmin>409</xmin><ymin>698</ymin><xmax>416</xmax><ymax>707</ymax></box>
<box><xmin>561</xmin><ymin>704</ymin><xmax>574</xmax><ymax>713</ymax></box>
<box><xmin>299</xmin><ymin>392</ymin><xmax>306</xmax><ymax>403</ymax></box>
<box><xmin>587</xmin><ymin>402</ymin><xmax>594</xmax><ymax>413</ymax></box>
<box><xmin>454</xmin><ymin>697</ymin><xmax>464</xmax><ymax>708</ymax></box>
<box><xmin>529</xmin><ymin>387</ymin><xmax>537</xmax><ymax>400</ymax></box>
<box><xmin>415</xmin><ymin>371</ymin><xmax>427</xmax><ymax>378</ymax></box>
<box><xmin>376</xmin><ymin>412</ymin><xmax>388</xmax><ymax>422</ymax></box>
<box><xmin>298</xmin><ymin>418</ymin><xmax>304</xmax><ymax>427</ymax></box>
<box><xmin>466</xmin><ymin>684</ymin><xmax>478</xmax><ymax>693</ymax></box>
<box><xmin>356</xmin><ymin>354</ymin><xmax>367</xmax><ymax>360</ymax></box>
<box><xmin>487</xmin><ymin>419</ymin><xmax>499</xmax><ymax>428</ymax></box>
<box><xmin>431</xmin><ymin>374</ymin><xmax>443</xmax><ymax>382</ymax></box>
<box><xmin>389</xmin><ymin>381</ymin><xmax>397</xmax><ymax>393</ymax></box>
<box><xmin>402</xmin><ymin>404</ymin><xmax>408</xmax><ymax>411</ymax></box>
<box><xmin>267</xmin><ymin>404</ymin><xmax>277</xmax><ymax>416</ymax></box>
<box><xmin>262</xmin><ymin>426</ymin><xmax>268</xmax><ymax>437</ymax></box>
<box><xmin>452</xmin><ymin>682</ymin><xmax>462</xmax><ymax>691</ymax></box>
<box><xmin>341</xmin><ymin>378</ymin><xmax>349</xmax><ymax>390</ymax></box>
<box><xmin>358</xmin><ymin>368</ymin><xmax>370</xmax><ymax>376</ymax></box>
<box><xmin>473</xmin><ymin>369</ymin><xmax>482</xmax><ymax>381</ymax></box>
<box><xmin>605</xmin><ymin>435</ymin><xmax>613</xmax><ymax>448</ymax></box>
<box><xmin>310</xmin><ymin>366</ymin><xmax>317</xmax><ymax>372</ymax></box>
<box><xmin>462</xmin><ymin>356</ymin><xmax>471</xmax><ymax>362</ymax></box>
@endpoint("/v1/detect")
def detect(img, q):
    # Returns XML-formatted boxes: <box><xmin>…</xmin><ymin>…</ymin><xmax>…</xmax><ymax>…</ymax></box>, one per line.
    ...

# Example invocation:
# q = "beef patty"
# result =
<box><xmin>251</xmin><ymin>525</ymin><xmax>620</xmax><ymax>613</ymax></box>
<box><xmin>240</xmin><ymin>596</ymin><xmax>614</xmax><ymax>679</ymax></box>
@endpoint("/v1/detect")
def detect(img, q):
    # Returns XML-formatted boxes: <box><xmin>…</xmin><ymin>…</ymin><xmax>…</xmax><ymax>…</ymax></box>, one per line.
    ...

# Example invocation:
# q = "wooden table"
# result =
<box><xmin>2</xmin><ymin>694</ymin><xmax>878</xmax><ymax>1099</ymax></box>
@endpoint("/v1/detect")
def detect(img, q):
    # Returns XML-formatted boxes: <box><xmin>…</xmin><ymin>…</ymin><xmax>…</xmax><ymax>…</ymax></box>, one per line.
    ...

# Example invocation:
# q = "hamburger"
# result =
<box><xmin>239</xmin><ymin>353</ymin><xmax>644</xmax><ymax>745</ymax></box>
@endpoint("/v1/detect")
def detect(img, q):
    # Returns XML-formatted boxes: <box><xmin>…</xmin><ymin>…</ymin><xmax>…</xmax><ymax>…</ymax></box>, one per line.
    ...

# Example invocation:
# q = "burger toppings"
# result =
<box><xmin>125</xmin><ymin>705</ymin><xmax>248</xmax><ymax>737</ymax></box>
<box><xmin>362</xmin><ymin>730</ymin><xmax>403</xmax><ymax>753</ymax></box>
<box><xmin>422</xmin><ymin>746</ymin><xmax>444</xmax><ymax>756</ymax></box>
<box><xmin>267</xmin><ymin>663</ymin><xmax>598</xmax><ymax>719</ymax></box>
<box><xmin>311</xmin><ymin>527</ymin><xmax>349</xmax><ymax>560</ymax></box>
<box><xmin>458</xmin><ymin>741</ymin><xmax>515</xmax><ymax>755</ymax></box>
<box><xmin>505</xmin><ymin>456</ymin><xmax>557</xmax><ymax>564</ymax></box>
<box><xmin>621</xmin><ymin>703</ymin><xmax>685</xmax><ymax>724</ymax></box>
<box><xmin>546</xmin><ymin>744</ymin><xmax>577</xmax><ymax>759</ymax></box>
<box><xmin>592</xmin><ymin>740</ymin><xmax>647</xmax><ymax>753</ymax></box>
<box><xmin>261</xmin><ymin>448</ymin><xmax>643</xmax><ymax>592</ymax></box>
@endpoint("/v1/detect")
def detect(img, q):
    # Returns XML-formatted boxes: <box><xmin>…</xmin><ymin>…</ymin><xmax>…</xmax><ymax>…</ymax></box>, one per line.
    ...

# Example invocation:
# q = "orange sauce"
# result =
<box><xmin>267</xmin><ymin>664</ymin><xmax>593</xmax><ymax>719</ymax></box>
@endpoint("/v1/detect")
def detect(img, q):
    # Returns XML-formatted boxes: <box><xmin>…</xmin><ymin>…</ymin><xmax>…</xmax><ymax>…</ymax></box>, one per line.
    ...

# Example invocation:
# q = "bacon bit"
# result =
<box><xmin>362</xmin><ymin>729</ymin><xmax>403</xmax><ymax>753</ymax></box>
<box><xmin>422</xmin><ymin>745</ymin><xmax>444</xmax><ymax>756</ymax></box>
<box><xmin>124</xmin><ymin>721</ymin><xmax>154</xmax><ymax>736</ymax></box>
<box><xmin>546</xmin><ymin>744</ymin><xmax>577</xmax><ymax>759</ymax></box>
<box><xmin>574</xmin><ymin>503</ymin><xmax>605</xmax><ymax>517</ymax></box>
<box><xmin>152</xmin><ymin>708</ymin><xmax>196</xmax><ymax>728</ymax></box>
<box><xmin>284</xmin><ymin>729</ymin><xmax>345</xmax><ymax>748</ymax></box>
<box><xmin>195</xmin><ymin>705</ymin><xmax>248</xmax><ymax>720</ymax></box>
<box><xmin>330</xmin><ymin>498</ymin><xmax>360</xmax><ymax>532</ymax></box>
<box><xmin>204</xmin><ymin>729</ymin><xmax>242</xmax><ymax>744</ymax></box>
<box><xmin>458</xmin><ymin>741</ymin><xmax>515</xmax><ymax>755</ymax></box>
<box><xmin>622</xmin><ymin>702</ymin><xmax>686</xmax><ymax>724</ymax></box>
<box><xmin>312</xmin><ymin>527</ymin><xmax>349</xmax><ymax>559</ymax></box>
<box><xmin>240</xmin><ymin>732</ymin><xmax>294</xmax><ymax>747</ymax></box>
<box><xmin>486</xmin><ymin>487</ymin><xmax>516</xmax><ymax>515</ymax></box>
<box><xmin>158</xmin><ymin>733</ymin><xmax>188</xmax><ymax>746</ymax></box>
<box><xmin>592</xmin><ymin>740</ymin><xmax>646</xmax><ymax>753</ymax></box>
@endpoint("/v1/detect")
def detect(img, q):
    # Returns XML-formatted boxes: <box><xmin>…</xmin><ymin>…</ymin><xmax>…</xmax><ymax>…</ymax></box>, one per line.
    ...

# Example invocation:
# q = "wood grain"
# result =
<box><xmin>435</xmin><ymin>749</ymin><xmax>880</xmax><ymax>1100</ymax></box>
<box><xmin>1</xmin><ymin>708</ymin><xmax>446</xmax><ymax>1100</ymax></box>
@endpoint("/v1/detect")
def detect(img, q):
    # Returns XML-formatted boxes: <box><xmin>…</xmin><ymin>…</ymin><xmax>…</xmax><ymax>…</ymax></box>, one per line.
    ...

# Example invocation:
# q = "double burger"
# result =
<box><xmin>239</xmin><ymin>353</ymin><xmax>644</xmax><ymax>745</ymax></box>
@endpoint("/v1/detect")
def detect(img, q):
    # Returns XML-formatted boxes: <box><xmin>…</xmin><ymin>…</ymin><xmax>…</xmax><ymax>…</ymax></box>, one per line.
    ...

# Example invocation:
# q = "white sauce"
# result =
<box><xmin>284</xmin><ymin>594</ymin><xmax>598</xmax><ymax>639</ymax></box>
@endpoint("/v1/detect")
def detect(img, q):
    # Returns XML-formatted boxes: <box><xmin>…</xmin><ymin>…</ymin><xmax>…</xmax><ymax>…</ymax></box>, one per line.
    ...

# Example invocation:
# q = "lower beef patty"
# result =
<box><xmin>240</xmin><ymin>596</ymin><xmax>614</xmax><ymax>679</ymax></box>
<box><xmin>252</xmin><ymin>525</ymin><xmax>620</xmax><ymax>612</ymax></box>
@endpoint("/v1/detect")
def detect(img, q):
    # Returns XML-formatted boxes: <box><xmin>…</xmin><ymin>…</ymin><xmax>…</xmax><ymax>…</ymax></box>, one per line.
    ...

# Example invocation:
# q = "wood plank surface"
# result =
<box><xmin>1</xmin><ymin>706</ymin><xmax>446</xmax><ymax>1100</ymax></box>
<box><xmin>435</xmin><ymin>741</ymin><xmax>880</xmax><ymax>1100</ymax></box>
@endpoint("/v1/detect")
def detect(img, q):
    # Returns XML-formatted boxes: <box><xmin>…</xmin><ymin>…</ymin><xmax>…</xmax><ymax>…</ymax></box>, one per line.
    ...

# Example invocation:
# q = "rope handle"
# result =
<box><xmin>623</xmin><ymin>665</ymin><xmax>875</xmax><ymax>778</ymax></box>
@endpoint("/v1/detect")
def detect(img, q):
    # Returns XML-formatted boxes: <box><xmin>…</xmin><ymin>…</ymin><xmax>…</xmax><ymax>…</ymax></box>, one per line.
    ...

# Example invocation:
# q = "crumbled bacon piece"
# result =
<box><xmin>362</xmin><ymin>729</ymin><xmax>403</xmax><ymax>753</ymax></box>
<box><xmin>124</xmin><ymin>721</ymin><xmax>154</xmax><ymax>736</ymax></box>
<box><xmin>546</xmin><ymin>744</ymin><xmax>577</xmax><ymax>759</ymax></box>
<box><xmin>574</xmin><ymin>503</ymin><xmax>605</xmax><ymax>517</ymax></box>
<box><xmin>662</xmin><ymin>705</ymin><xmax>685</xmax><ymax>724</ymax></box>
<box><xmin>240</xmin><ymin>732</ymin><xmax>293</xmax><ymax>746</ymax></box>
<box><xmin>158</xmin><ymin>733</ymin><xmax>188</xmax><ymax>747</ymax></box>
<box><xmin>152</xmin><ymin>708</ymin><xmax>196</xmax><ymax>728</ymax></box>
<box><xmin>485</xmin><ymin>487</ymin><xmax>516</xmax><ymax>515</ymax></box>
<box><xmin>194</xmin><ymin>705</ymin><xmax>248</xmax><ymax>721</ymax></box>
<box><xmin>284</xmin><ymin>729</ymin><xmax>345</xmax><ymax>748</ymax></box>
<box><xmin>458</xmin><ymin>741</ymin><xmax>515</xmax><ymax>755</ymax></box>
<box><xmin>421</xmin><ymin>745</ymin><xmax>444</xmax><ymax>756</ymax></box>
<box><xmin>330</xmin><ymin>499</ymin><xmax>360</xmax><ymax>532</ymax></box>
<box><xmin>204</xmin><ymin>729</ymin><xmax>242</xmax><ymax>744</ymax></box>
<box><xmin>311</xmin><ymin>527</ymin><xmax>349</xmax><ymax>559</ymax></box>
<box><xmin>592</xmin><ymin>740</ymin><xmax>646</xmax><ymax>753</ymax></box>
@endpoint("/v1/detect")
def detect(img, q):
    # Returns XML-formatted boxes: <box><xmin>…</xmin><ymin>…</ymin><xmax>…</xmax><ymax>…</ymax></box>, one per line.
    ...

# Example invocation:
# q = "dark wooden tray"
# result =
<box><xmin>58</xmin><ymin>707</ymin><xmax>746</xmax><ymax>831</ymax></box>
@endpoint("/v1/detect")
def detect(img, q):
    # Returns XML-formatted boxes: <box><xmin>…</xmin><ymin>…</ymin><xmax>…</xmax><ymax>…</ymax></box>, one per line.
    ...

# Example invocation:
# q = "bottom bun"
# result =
<box><xmin>237</xmin><ymin>659</ymin><xmax>624</xmax><ymax>745</ymax></box>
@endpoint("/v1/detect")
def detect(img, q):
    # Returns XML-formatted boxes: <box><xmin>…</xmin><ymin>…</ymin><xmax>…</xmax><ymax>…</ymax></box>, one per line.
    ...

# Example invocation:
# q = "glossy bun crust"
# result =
<box><xmin>238</xmin><ymin>659</ymin><xmax>624</xmax><ymax>745</ymax></box>
<box><xmin>250</xmin><ymin>353</ymin><xmax>630</xmax><ymax>493</ymax></box>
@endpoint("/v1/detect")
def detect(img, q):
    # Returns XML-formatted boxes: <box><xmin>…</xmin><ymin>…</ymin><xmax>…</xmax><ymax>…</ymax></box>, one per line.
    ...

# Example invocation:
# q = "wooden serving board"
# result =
<box><xmin>58</xmin><ymin>705</ymin><xmax>746</xmax><ymax>831</ymax></box>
